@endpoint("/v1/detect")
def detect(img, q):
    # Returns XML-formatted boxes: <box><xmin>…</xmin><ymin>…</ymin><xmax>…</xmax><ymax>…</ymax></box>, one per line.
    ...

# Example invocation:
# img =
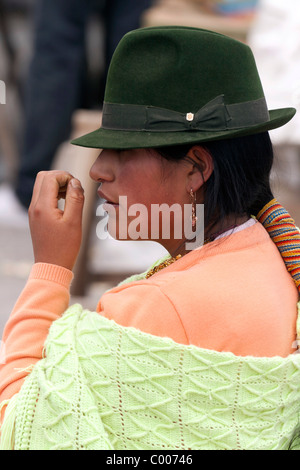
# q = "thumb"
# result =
<box><xmin>64</xmin><ymin>178</ymin><xmax>85</xmax><ymax>223</ymax></box>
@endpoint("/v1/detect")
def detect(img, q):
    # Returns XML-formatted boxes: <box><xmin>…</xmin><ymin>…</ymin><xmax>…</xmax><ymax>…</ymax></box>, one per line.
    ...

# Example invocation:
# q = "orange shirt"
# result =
<box><xmin>0</xmin><ymin>221</ymin><xmax>298</xmax><ymax>405</ymax></box>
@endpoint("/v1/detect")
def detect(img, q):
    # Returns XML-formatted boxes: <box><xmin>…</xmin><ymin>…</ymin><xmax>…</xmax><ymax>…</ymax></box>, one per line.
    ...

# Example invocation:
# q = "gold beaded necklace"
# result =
<box><xmin>145</xmin><ymin>255</ymin><xmax>182</xmax><ymax>279</ymax></box>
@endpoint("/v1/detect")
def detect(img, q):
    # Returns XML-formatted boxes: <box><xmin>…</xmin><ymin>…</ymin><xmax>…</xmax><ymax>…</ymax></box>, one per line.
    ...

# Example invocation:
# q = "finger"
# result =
<box><xmin>57</xmin><ymin>182</ymin><xmax>70</xmax><ymax>200</ymax></box>
<box><xmin>29</xmin><ymin>171</ymin><xmax>47</xmax><ymax>209</ymax></box>
<box><xmin>63</xmin><ymin>178</ymin><xmax>85</xmax><ymax>224</ymax></box>
<box><xmin>38</xmin><ymin>171</ymin><xmax>74</xmax><ymax>210</ymax></box>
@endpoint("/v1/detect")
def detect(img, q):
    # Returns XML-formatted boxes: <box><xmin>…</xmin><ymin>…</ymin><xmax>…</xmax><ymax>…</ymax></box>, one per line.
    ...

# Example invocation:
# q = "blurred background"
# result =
<box><xmin>0</xmin><ymin>0</ymin><xmax>299</xmax><ymax>337</ymax></box>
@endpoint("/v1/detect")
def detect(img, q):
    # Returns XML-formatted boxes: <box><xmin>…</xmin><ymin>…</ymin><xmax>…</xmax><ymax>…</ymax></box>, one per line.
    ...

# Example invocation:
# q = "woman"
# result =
<box><xmin>1</xmin><ymin>26</ymin><xmax>300</xmax><ymax>450</ymax></box>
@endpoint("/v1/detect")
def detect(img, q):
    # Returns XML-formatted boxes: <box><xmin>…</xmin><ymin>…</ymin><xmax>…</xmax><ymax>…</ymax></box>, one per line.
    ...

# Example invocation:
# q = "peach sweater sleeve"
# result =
<box><xmin>0</xmin><ymin>267</ymin><xmax>187</xmax><ymax>406</ymax></box>
<box><xmin>0</xmin><ymin>263</ymin><xmax>73</xmax><ymax>403</ymax></box>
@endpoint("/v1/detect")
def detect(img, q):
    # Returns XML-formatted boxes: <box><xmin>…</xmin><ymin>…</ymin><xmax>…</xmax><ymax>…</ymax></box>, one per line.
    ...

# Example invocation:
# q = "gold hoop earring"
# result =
<box><xmin>190</xmin><ymin>189</ymin><xmax>198</xmax><ymax>228</ymax></box>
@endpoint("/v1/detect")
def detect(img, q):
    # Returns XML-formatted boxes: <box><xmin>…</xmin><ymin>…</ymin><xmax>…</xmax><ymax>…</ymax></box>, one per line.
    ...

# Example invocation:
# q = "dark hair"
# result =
<box><xmin>155</xmin><ymin>132</ymin><xmax>274</xmax><ymax>233</ymax></box>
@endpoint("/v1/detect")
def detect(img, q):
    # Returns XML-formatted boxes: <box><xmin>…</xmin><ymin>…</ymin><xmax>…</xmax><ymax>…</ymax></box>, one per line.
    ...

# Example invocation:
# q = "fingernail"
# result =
<box><xmin>70</xmin><ymin>179</ymin><xmax>83</xmax><ymax>190</ymax></box>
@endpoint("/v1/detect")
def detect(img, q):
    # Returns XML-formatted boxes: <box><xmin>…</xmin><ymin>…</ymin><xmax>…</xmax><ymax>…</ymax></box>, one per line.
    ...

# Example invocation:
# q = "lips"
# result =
<box><xmin>97</xmin><ymin>188</ymin><xmax>119</xmax><ymax>206</ymax></box>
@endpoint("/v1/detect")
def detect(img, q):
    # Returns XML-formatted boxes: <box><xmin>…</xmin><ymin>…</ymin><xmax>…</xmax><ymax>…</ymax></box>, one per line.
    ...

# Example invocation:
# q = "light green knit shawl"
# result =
<box><xmin>1</xmin><ymin>302</ymin><xmax>300</xmax><ymax>451</ymax></box>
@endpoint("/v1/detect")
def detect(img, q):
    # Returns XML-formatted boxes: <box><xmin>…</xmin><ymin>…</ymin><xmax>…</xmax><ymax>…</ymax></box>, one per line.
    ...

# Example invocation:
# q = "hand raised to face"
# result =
<box><xmin>28</xmin><ymin>170</ymin><xmax>85</xmax><ymax>271</ymax></box>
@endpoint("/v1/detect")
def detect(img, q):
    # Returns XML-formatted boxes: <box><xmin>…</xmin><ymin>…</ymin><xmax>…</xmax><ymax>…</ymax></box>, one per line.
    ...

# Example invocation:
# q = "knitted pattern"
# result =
<box><xmin>4</xmin><ymin>304</ymin><xmax>300</xmax><ymax>451</ymax></box>
<box><xmin>257</xmin><ymin>199</ymin><xmax>300</xmax><ymax>295</ymax></box>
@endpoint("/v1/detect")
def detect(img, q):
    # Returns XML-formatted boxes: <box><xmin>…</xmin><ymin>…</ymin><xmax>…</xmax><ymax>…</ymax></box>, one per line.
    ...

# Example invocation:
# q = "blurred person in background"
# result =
<box><xmin>0</xmin><ymin>0</ymin><xmax>153</xmax><ymax>226</ymax></box>
<box><xmin>248</xmin><ymin>0</ymin><xmax>300</xmax><ymax>188</ymax></box>
<box><xmin>202</xmin><ymin>0</ymin><xmax>259</xmax><ymax>16</ymax></box>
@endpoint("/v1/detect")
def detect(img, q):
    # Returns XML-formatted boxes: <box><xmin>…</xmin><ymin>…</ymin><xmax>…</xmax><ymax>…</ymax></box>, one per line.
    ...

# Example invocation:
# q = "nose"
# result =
<box><xmin>89</xmin><ymin>149</ymin><xmax>115</xmax><ymax>183</ymax></box>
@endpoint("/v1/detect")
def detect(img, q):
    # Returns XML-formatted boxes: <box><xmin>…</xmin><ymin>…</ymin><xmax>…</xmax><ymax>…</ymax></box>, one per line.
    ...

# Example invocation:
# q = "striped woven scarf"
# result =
<box><xmin>257</xmin><ymin>199</ymin><xmax>300</xmax><ymax>295</ymax></box>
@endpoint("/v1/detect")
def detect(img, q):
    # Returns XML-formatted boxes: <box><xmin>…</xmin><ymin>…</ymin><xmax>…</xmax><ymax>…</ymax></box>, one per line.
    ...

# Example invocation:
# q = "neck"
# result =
<box><xmin>204</xmin><ymin>214</ymin><xmax>249</xmax><ymax>243</ymax></box>
<box><xmin>166</xmin><ymin>214</ymin><xmax>249</xmax><ymax>258</ymax></box>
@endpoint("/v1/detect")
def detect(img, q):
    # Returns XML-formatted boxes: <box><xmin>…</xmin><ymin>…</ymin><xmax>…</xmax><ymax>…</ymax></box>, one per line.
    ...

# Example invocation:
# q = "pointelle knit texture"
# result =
<box><xmin>1</xmin><ymin>303</ymin><xmax>300</xmax><ymax>450</ymax></box>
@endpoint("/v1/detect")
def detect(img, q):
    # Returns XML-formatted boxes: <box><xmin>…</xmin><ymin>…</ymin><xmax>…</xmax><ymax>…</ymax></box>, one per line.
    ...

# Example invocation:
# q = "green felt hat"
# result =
<box><xmin>72</xmin><ymin>26</ymin><xmax>296</xmax><ymax>150</ymax></box>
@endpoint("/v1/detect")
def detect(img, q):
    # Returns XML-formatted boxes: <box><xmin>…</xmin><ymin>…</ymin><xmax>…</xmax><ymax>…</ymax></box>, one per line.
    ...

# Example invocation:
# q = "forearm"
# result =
<box><xmin>0</xmin><ymin>263</ymin><xmax>73</xmax><ymax>402</ymax></box>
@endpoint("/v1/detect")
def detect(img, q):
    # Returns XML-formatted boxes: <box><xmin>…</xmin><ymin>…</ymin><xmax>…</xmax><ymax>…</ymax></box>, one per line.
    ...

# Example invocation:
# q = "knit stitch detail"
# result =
<box><xmin>29</xmin><ymin>263</ymin><xmax>74</xmax><ymax>288</ymax></box>
<box><xmin>8</xmin><ymin>304</ymin><xmax>300</xmax><ymax>451</ymax></box>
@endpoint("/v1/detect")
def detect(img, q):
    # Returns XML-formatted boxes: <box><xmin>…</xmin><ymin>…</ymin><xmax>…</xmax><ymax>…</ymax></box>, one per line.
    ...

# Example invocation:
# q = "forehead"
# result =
<box><xmin>97</xmin><ymin>148</ymin><xmax>186</xmax><ymax>181</ymax></box>
<box><xmin>100</xmin><ymin>148</ymin><xmax>166</xmax><ymax>166</ymax></box>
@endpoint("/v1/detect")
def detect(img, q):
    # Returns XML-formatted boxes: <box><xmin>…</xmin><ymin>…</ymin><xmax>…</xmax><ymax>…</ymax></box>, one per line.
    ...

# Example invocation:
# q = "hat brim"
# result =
<box><xmin>71</xmin><ymin>108</ymin><xmax>296</xmax><ymax>150</ymax></box>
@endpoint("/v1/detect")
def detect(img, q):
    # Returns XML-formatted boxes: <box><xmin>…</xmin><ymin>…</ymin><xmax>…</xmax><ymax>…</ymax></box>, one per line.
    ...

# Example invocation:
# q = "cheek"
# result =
<box><xmin>118</xmin><ymin>166</ymin><xmax>162</xmax><ymax>206</ymax></box>
<box><xmin>117</xmin><ymin>156</ymin><xmax>185</xmax><ymax>209</ymax></box>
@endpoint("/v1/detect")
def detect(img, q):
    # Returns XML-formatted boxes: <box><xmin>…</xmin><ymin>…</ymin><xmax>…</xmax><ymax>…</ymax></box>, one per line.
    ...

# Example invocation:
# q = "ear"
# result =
<box><xmin>185</xmin><ymin>145</ymin><xmax>214</xmax><ymax>193</ymax></box>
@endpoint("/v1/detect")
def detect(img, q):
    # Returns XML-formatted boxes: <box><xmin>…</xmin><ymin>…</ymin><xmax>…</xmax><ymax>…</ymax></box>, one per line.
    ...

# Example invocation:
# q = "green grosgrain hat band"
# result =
<box><xmin>102</xmin><ymin>95</ymin><xmax>270</xmax><ymax>133</ymax></box>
